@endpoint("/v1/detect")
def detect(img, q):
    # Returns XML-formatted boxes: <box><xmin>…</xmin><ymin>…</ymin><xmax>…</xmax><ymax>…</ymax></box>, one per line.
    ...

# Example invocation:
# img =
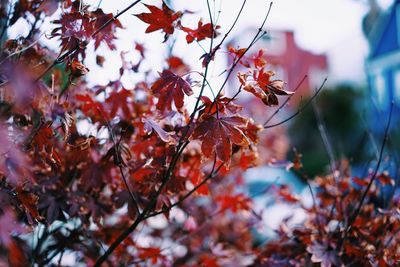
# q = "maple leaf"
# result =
<box><xmin>137</xmin><ymin>246</ymin><xmax>166</xmax><ymax>265</ymax></box>
<box><xmin>135</xmin><ymin>2</ymin><xmax>182</xmax><ymax>35</ymax></box>
<box><xmin>143</xmin><ymin>118</ymin><xmax>176</xmax><ymax>144</ymax></box>
<box><xmin>192</xmin><ymin>115</ymin><xmax>250</xmax><ymax>163</ymax></box>
<box><xmin>252</xmin><ymin>49</ymin><xmax>267</xmax><ymax>68</ymax></box>
<box><xmin>91</xmin><ymin>9</ymin><xmax>123</xmax><ymax>50</ymax></box>
<box><xmin>33</xmin><ymin>122</ymin><xmax>53</xmax><ymax>151</ymax></box>
<box><xmin>105</xmin><ymin>88</ymin><xmax>133</xmax><ymax>119</ymax></box>
<box><xmin>50</xmin><ymin>9</ymin><xmax>92</xmax><ymax>56</ymax></box>
<box><xmin>307</xmin><ymin>241</ymin><xmax>341</xmax><ymax>267</ymax></box>
<box><xmin>239</xmin><ymin>69</ymin><xmax>292</xmax><ymax>106</ymax></box>
<box><xmin>239</xmin><ymin>150</ymin><xmax>259</xmax><ymax>170</ymax></box>
<box><xmin>151</xmin><ymin>70</ymin><xmax>193</xmax><ymax>112</ymax></box>
<box><xmin>16</xmin><ymin>187</ymin><xmax>44</xmax><ymax>223</ymax></box>
<box><xmin>199</xmin><ymin>95</ymin><xmax>242</xmax><ymax>116</ymax></box>
<box><xmin>216</xmin><ymin>193</ymin><xmax>251</xmax><ymax>213</ymax></box>
<box><xmin>228</xmin><ymin>46</ymin><xmax>247</xmax><ymax>58</ymax></box>
<box><xmin>181</xmin><ymin>20</ymin><xmax>220</xmax><ymax>43</ymax></box>
<box><xmin>75</xmin><ymin>94</ymin><xmax>105</xmax><ymax>119</ymax></box>
<box><xmin>69</xmin><ymin>60</ymin><xmax>89</xmax><ymax>78</ymax></box>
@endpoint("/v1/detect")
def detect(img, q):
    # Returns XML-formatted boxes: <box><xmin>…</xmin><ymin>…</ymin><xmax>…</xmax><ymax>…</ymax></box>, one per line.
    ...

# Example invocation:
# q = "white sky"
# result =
<box><xmin>8</xmin><ymin>0</ymin><xmax>396</xmax><ymax>87</ymax></box>
<box><xmin>88</xmin><ymin>0</ymin><xmax>395</xmax><ymax>87</ymax></box>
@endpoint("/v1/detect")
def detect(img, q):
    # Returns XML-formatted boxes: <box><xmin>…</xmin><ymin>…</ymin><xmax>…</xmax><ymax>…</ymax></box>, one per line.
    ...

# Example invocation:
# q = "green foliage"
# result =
<box><xmin>288</xmin><ymin>85</ymin><xmax>365</xmax><ymax>175</ymax></box>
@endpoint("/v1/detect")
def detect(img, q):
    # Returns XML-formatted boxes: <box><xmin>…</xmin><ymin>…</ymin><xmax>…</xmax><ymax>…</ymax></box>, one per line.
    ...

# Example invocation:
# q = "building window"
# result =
<box><xmin>394</xmin><ymin>69</ymin><xmax>400</xmax><ymax>102</ymax></box>
<box><xmin>260</xmin><ymin>31</ymin><xmax>286</xmax><ymax>56</ymax></box>
<box><xmin>374</xmin><ymin>72</ymin><xmax>386</xmax><ymax>105</ymax></box>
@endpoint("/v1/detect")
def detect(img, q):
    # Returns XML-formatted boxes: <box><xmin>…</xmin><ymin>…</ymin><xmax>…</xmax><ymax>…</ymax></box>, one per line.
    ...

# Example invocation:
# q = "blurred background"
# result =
<box><xmin>2</xmin><ymin>0</ymin><xmax>399</xmax><ymax>242</ymax></box>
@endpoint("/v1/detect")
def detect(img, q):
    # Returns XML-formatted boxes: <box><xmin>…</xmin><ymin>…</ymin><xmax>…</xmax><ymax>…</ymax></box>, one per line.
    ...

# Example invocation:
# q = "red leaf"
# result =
<box><xmin>352</xmin><ymin>176</ymin><xmax>369</xmax><ymax>187</ymax></box>
<box><xmin>76</xmin><ymin>94</ymin><xmax>105</xmax><ymax>118</ymax></box>
<box><xmin>151</xmin><ymin>70</ymin><xmax>193</xmax><ymax>112</ymax></box>
<box><xmin>69</xmin><ymin>60</ymin><xmax>89</xmax><ymax>78</ymax></box>
<box><xmin>105</xmin><ymin>88</ymin><xmax>133</xmax><ymax>119</ymax></box>
<box><xmin>192</xmin><ymin>115</ymin><xmax>250</xmax><ymax>163</ymax></box>
<box><xmin>137</xmin><ymin>247</ymin><xmax>166</xmax><ymax>264</ymax></box>
<box><xmin>181</xmin><ymin>20</ymin><xmax>220</xmax><ymax>43</ymax></box>
<box><xmin>216</xmin><ymin>193</ymin><xmax>251</xmax><ymax>213</ymax></box>
<box><xmin>239</xmin><ymin>68</ymin><xmax>292</xmax><ymax>106</ymax></box>
<box><xmin>16</xmin><ymin>187</ymin><xmax>44</xmax><ymax>223</ymax></box>
<box><xmin>136</xmin><ymin>2</ymin><xmax>181</xmax><ymax>35</ymax></box>
<box><xmin>33</xmin><ymin>122</ymin><xmax>53</xmax><ymax>151</ymax></box>
<box><xmin>8</xmin><ymin>239</ymin><xmax>28</xmax><ymax>267</ymax></box>
<box><xmin>143</xmin><ymin>118</ymin><xmax>176</xmax><ymax>144</ymax></box>
<box><xmin>135</xmin><ymin>42</ymin><xmax>145</xmax><ymax>58</ymax></box>
<box><xmin>199</xmin><ymin>95</ymin><xmax>242</xmax><ymax>116</ymax></box>
<box><xmin>377</xmin><ymin>172</ymin><xmax>395</xmax><ymax>186</ymax></box>
<box><xmin>91</xmin><ymin>9</ymin><xmax>123</xmax><ymax>50</ymax></box>
<box><xmin>276</xmin><ymin>185</ymin><xmax>299</xmax><ymax>203</ymax></box>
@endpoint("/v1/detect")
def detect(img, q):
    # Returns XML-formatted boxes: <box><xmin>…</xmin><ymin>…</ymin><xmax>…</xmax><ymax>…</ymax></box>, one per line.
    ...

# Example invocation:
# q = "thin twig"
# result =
<box><xmin>0</xmin><ymin>33</ymin><xmax>44</xmax><ymax>66</ymax></box>
<box><xmin>340</xmin><ymin>101</ymin><xmax>394</xmax><ymax>247</ymax></box>
<box><xmin>99</xmin><ymin>108</ymin><xmax>140</xmax><ymax>214</ymax></box>
<box><xmin>34</xmin><ymin>0</ymin><xmax>142</xmax><ymax>82</ymax></box>
<box><xmin>209</xmin><ymin>2</ymin><xmax>273</xmax><ymax>112</ymax></box>
<box><xmin>145</xmin><ymin>161</ymin><xmax>223</xmax><ymax>219</ymax></box>
<box><xmin>312</xmin><ymin>95</ymin><xmax>336</xmax><ymax>174</ymax></box>
<box><xmin>264</xmin><ymin>78</ymin><xmax>327</xmax><ymax>129</ymax></box>
<box><xmin>209</xmin><ymin>0</ymin><xmax>247</xmax><ymax>59</ymax></box>
<box><xmin>263</xmin><ymin>75</ymin><xmax>307</xmax><ymax>126</ymax></box>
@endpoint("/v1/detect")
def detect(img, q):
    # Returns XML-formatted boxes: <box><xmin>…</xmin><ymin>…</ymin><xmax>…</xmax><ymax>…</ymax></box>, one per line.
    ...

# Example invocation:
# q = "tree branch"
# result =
<box><xmin>264</xmin><ymin>78</ymin><xmax>327</xmax><ymax>129</ymax></box>
<box><xmin>34</xmin><ymin>0</ymin><xmax>143</xmax><ymax>82</ymax></box>
<box><xmin>340</xmin><ymin>101</ymin><xmax>394</xmax><ymax>247</ymax></box>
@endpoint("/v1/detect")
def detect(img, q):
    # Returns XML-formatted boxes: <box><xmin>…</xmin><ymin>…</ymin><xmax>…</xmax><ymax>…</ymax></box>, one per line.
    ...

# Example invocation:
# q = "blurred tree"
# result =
<box><xmin>288</xmin><ymin>85</ymin><xmax>365</xmax><ymax>176</ymax></box>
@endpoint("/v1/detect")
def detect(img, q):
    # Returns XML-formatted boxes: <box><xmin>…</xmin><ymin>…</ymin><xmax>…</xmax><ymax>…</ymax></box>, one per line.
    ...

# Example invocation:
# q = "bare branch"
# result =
<box><xmin>263</xmin><ymin>75</ymin><xmax>307</xmax><ymax>126</ymax></box>
<box><xmin>340</xmin><ymin>101</ymin><xmax>394</xmax><ymax>248</ymax></box>
<box><xmin>264</xmin><ymin>78</ymin><xmax>327</xmax><ymax>129</ymax></box>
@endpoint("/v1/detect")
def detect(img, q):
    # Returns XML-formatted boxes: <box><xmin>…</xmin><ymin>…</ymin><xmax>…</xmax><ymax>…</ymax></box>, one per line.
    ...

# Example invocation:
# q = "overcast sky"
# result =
<box><xmin>9</xmin><ymin>0</ymin><xmax>395</xmax><ymax>87</ymax></box>
<box><xmin>89</xmin><ymin>0</ymin><xmax>395</xmax><ymax>86</ymax></box>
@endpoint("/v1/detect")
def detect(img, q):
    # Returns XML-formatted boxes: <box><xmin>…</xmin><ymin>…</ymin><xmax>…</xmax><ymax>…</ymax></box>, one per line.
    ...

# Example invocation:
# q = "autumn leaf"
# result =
<box><xmin>105</xmin><ymin>88</ymin><xmax>133</xmax><ymax>119</ymax></box>
<box><xmin>137</xmin><ymin>246</ymin><xmax>166</xmax><ymax>265</ymax></box>
<box><xmin>216</xmin><ymin>193</ymin><xmax>251</xmax><ymax>213</ymax></box>
<box><xmin>191</xmin><ymin>115</ymin><xmax>250</xmax><ymax>163</ymax></box>
<box><xmin>180</xmin><ymin>20</ymin><xmax>220</xmax><ymax>43</ymax></box>
<box><xmin>276</xmin><ymin>185</ymin><xmax>299</xmax><ymax>203</ymax></box>
<box><xmin>135</xmin><ymin>2</ymin><xmax>182</xmax><ymax>35</ymax></box>
<box><xmin>69</xmin><ymin>60</ymin><xmax>89</xmax><ymax>78</ymax></box>
<box><xmin>91</xmin><ymin>9</ymin><xmax>123</xmax><ymax>50</ymax></box>
<box><xmin>16</xmin><ymin>187</ymin><xmax>44</xmax><ymax>223</ymax></box>
<box><xmin>307</xmin><ymin>241</ymin><xmax>341</xmax><ymax>267</ymax></box>
<box><xmin>8</xmin><ymin>239</ymin><xmax>28</xmax><ymax>267</ymax></box>
<box><xmin>33</xmin><ymin>122</ymin><xmax>53</xmax><ymax>151</ymax></box>
<box><xmin>239</xmin><ymin>68</ymin><xmax>292</xmax><ymax>106</ymax></box>
<box><xmin>151</xmin><ymin>70</ymin><xmax>193</xmax><ymax>112</ymax></box>
<box><xmin>199</xmin><ymin>95</ymin><xmax>242</xmax><ymax>116</ymax></box>
<box><xmin>76</xmin><ymin>94</ymin><xmax>105</xmax><ymax>118</ymax></box>
<box><xmin>228</xmin><ymin>46</ymin><xmax>247</xmax><ymax>58</ymax></box>
<box><xmin>143</xmin><ymin>118</ymin><xmax>176</xmax><ymax>144</ymax></box>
